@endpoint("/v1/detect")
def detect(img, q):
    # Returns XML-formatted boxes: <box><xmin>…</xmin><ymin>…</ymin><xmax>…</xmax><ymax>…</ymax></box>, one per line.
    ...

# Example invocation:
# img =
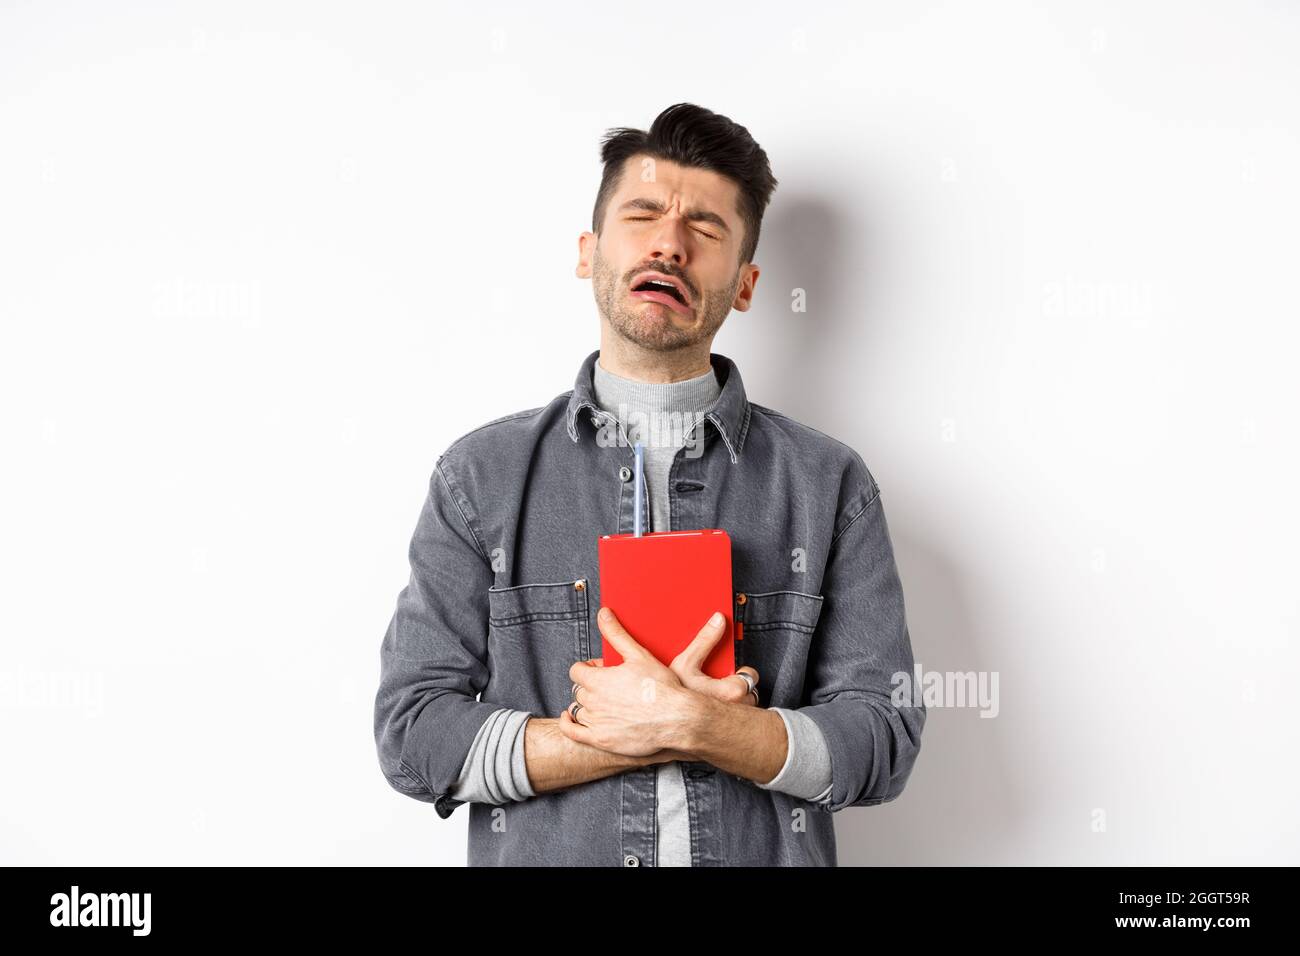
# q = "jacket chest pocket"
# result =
<box><xmin>487</xmin><ymin>579</ymin><xmax>591</xmax><ymax>717</ymax></box>
<box><xmin>735</xmin><ymin>589</ymin><xmax>825</xmax><ymax>709</ymax></box>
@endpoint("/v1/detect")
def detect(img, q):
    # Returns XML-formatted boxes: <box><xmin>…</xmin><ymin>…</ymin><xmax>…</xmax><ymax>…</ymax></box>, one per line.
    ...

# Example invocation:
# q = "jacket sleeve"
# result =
<box><xmin>797</xmin><ymin>459</ymin><xmax>926</xmax><ymax>813</ymax></box>
<box><xmin>373</xmin><ymin>452</ymin><xmax>503</xmax><ymax>819</ymax></box>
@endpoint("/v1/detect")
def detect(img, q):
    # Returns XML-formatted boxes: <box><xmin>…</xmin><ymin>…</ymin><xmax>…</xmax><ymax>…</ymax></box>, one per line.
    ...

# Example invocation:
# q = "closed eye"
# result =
<box><xmin>626</xmin><ymin>216</ymin><xmax>720</xmax><ymax>241</ymax></box>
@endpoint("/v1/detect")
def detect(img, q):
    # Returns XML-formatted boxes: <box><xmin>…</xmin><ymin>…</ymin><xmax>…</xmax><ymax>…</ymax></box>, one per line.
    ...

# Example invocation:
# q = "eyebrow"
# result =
<box><xmin>616</xmin><ymin>197</ymin><xmax>732</xmax><ymax>234</ymax></box>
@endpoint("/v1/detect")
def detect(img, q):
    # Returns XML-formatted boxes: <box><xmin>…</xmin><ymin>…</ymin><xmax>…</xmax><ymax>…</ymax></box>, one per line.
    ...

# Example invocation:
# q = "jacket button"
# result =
<box><xmin>736</xmin><ymin>592</ymin><xmax>747</xmax><ymax>605</ymax></box>
<box><xmin>574</xmin><ymin>579</ymin><xmax>586</xmax><ymax>592</ymax></box>
<box><xmin>623</xmin><ymin>854</ymin><xmax>640</xmax><ymax>867</ymax></box>
<box><xmin>618</xmin><ymin>466</ymin><xmax>632</xmax><ymax>482</ymax></box>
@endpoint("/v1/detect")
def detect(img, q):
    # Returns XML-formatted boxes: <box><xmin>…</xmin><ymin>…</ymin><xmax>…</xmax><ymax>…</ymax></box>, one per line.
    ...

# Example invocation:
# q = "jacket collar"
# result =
<box><xmin>565</xmin><ymin>348</ymin><xmax>751</xmax><ymax>463</ymax></box>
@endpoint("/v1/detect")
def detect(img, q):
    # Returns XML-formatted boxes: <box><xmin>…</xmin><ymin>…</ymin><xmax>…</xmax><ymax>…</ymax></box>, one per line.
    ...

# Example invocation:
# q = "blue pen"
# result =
<box><xmin>633</xmin><ymin>441</ymin><xmax>645</xmax><ymax>537</ymax></box>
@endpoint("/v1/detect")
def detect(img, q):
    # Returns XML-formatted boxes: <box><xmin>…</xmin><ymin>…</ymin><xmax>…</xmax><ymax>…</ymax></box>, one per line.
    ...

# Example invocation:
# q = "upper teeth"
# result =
<box><xmin>644</xmin><ymin>280</ymin><xmax>678</xmax><ymax>294</ymax></box>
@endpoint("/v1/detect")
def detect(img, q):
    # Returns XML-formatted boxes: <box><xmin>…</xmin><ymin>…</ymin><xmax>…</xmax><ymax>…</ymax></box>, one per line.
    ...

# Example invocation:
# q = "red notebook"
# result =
<box><xmin>597</xmin><ymin>528</ymin><xmax>736</xmax><ymax>678</ymax></box>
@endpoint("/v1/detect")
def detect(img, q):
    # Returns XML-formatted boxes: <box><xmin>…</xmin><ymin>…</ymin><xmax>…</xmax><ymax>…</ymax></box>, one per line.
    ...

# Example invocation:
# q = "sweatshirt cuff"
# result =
<box><xmin>449</xmin><ymin>708</ymin><xmax>535</xmax><ymax>805</ymax></box>
<box><xmin>755</xmin><ymin>707</ymin><xmax>834</xmax><ymax>804</ymax></box>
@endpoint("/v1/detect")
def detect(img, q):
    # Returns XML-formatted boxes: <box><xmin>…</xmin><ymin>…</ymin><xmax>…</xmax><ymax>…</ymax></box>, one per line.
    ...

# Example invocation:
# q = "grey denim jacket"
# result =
<box><xmin>373</xmin><ymin>349</ymin><xmax>926</xmax><ymax>866</ymax></box>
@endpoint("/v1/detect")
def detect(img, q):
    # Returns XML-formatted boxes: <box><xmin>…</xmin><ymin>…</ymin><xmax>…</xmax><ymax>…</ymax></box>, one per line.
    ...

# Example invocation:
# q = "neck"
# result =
<box><xmin>597</xmin><ymin>322</ymin><xmax>714</xmax><ymax>383</ymax></box>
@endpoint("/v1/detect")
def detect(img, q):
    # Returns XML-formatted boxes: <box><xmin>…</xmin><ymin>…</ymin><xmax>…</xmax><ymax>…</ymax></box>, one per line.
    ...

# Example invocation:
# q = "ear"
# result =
<box><xmin>730</xmin><ymin>262</ymin><xmax>760</xmax><ymax>312</ymax></box>
<box><xmin>575</xmin><ymin>231</ymin><xmax>597</xmax><ymax>279</ymax></box>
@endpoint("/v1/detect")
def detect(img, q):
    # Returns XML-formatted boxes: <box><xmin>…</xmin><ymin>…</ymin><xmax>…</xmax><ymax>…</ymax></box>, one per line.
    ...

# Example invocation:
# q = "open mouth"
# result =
<box><xmin>630</xmin><ymin>275</ymin><xmax>692</xmax><ymax>315</ymax></box>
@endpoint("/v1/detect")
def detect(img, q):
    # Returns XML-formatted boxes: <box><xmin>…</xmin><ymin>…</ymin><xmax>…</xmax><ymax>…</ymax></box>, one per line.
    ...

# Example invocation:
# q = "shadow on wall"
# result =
<box><xmin>838</xmin><ymin>530</ymin><xmax>1022</xmax><ymax>865</ymax></box>
<box><xmin>753</xmin><ymin>193</ymin><xmax>1024</xmax><ymax>865</ymax></box>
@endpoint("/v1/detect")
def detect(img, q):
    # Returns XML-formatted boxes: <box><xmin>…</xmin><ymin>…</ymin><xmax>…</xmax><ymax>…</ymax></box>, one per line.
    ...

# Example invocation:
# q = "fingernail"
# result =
<box><xmin>710</xmin><ymin>611</ymin><xmax>724</xmax><ymax>627</ymax></box>
<box><xmin>599</xmin><ymin>607</ymin><xmax>611</xmax><ymax>621</ymax></box>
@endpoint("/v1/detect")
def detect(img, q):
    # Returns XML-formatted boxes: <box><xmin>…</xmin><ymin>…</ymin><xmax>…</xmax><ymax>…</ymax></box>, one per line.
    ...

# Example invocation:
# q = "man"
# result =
<box><xmin>373</xmin><ymin>103</ymin><xmax>925</xmax><ymax>866</ymax></box>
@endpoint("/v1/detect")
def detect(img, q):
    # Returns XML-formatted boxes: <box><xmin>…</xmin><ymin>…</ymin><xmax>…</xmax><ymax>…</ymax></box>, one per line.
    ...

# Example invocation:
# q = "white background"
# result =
<box><xmin>2</xmin><ymin>0</ymin><xmax>1296</xmax><ymax>865</ymax></box>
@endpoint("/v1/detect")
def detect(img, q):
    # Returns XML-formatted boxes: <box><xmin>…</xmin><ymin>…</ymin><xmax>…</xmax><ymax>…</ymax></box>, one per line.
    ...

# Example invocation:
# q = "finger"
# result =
<box><xmin>558</xmin><ymin>703</ymin><xmax>596</xmax><ymax>744</ymax></box>
<box><xmin>731</xmin><ymin>667</ymin><xmax>761</xmax><ymax>705</ymax></box>
<box><xmin>564</xmin><ymin>697</ymin><xmax>590</xmax><ymax>728</ymax></box>
<box><xmin>731</xmin><ymin>676</ymin><xmax>758</xmax><ymax>705</ymax></box>
<box><xmin>568</xmin><ymin>657</ymin><xmax>604</xmax><ymax>686</ymax></box>
<box><xmin>673</xmin><ymin>611</ymin><xmax>729</xmax><ymax>671</ymax></box>
<box><xmin>595</xmin><ymin>607</ymin><xmax>654</xmax><ymax>664</ymax></box>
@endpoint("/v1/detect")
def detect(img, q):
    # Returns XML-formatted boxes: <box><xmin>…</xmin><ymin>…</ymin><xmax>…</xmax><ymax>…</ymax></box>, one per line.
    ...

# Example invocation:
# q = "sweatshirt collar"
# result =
<box><xmin>566</xmin><ymin>349</ymin><xmax>752</xmax><ymax>463</ymax></box>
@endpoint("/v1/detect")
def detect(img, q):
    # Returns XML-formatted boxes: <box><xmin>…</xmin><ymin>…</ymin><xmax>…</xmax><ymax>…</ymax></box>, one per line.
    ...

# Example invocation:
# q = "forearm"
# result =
<box><xmin>675</xmin><ymin>692</ymin><xmax>789</xmax><ymax>784</ymax></box>
<box><xmin>524</xmin><ymin>716</ymin><xmax>665</xmax><ymax>793</ymax></box>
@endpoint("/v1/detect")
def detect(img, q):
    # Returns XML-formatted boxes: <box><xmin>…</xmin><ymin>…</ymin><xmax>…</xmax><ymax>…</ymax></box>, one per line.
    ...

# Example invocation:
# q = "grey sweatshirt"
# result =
<box><xmin>447</xmin><ymin>358</ymin><xmax>834</xmax><ymax>863</ymax></box>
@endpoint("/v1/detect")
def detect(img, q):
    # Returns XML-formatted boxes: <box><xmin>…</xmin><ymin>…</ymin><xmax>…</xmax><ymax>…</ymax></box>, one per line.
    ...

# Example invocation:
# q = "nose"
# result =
<box><xmin>646</xmin><ymin>218</ymin><xmax>690</xmax><ymax>267</ymax></box>
<box><xmin>648</xmin><ymin>248</ymin><xmax>684</xmax><ymax>268</ymax></box>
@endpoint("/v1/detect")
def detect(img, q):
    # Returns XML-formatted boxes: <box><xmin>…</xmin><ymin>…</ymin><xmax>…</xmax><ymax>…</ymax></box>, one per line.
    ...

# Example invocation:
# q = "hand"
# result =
<box><xmin>557</xmin><ymin>607</ymin><xmax>698</xmax><ymax>757</ymax></box>
<box><xmin>569</xmin><ymin>632</ymin><xmax>760</xmax><ymax>708</ymax></box>
<box><xmin>668</xmin><ymin>609</ymin><xmax>761</xmax><ymax>708</ymax></box>
<box><xmin>556</xmin><ymin>706</ymin><xmax>694</xmax><ymax>765</ymax></box>
<box><xmin>557</xmin><ymin>659</ymin><xmax>703</xmax><ymax>765</ymax></box>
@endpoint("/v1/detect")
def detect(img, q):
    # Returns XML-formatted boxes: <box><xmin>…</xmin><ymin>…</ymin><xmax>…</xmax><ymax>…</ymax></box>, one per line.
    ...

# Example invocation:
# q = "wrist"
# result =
<box><xmin>662</xmin><ymin>685</ymin><xmax>717</xmax><ymax>757</ymax></box>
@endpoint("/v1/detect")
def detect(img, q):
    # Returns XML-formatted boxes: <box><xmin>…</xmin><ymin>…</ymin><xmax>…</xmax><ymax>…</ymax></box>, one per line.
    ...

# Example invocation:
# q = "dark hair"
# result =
<box><xmin>591</xmin><ymin>103</ymin><xmax>777</xmax><ymax>266</ymax></box>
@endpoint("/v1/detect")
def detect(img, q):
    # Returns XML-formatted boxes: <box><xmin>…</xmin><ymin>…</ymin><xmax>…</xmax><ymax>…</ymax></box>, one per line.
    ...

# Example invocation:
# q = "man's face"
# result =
<box><xmin>578</xmin><ymin>155</ymin><xmax>759</xmax><ymax>352</ymax></box>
